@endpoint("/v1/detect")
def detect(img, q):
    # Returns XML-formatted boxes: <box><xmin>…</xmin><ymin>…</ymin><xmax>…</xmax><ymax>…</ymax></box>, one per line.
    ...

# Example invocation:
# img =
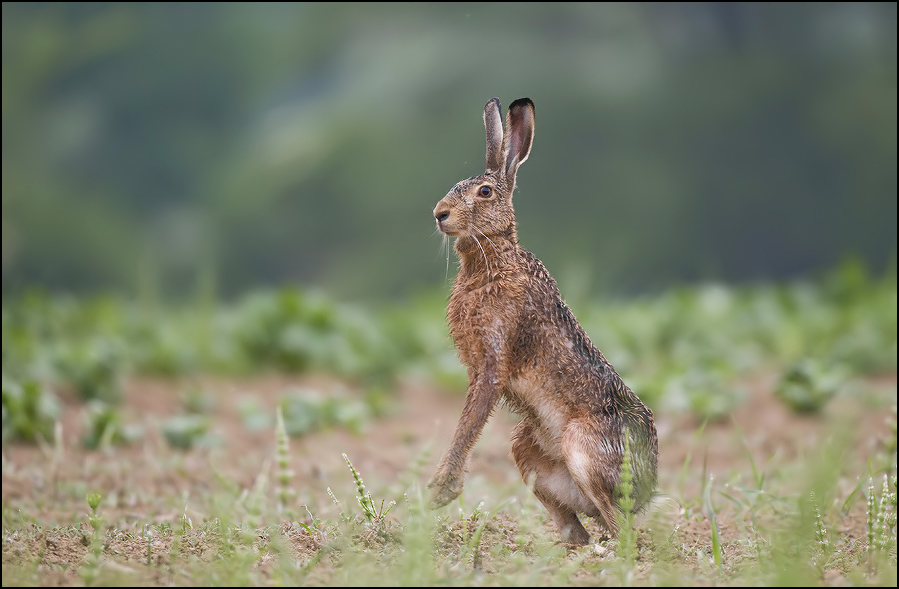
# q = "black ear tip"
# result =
<box><xmin>509</xmin><ymin>97</ymin><xmax>534</xmax><ymax>110</ymax></box>
<box><xmin>485</xmin><ymin>97</ymin><xmax>501</xmax><ymax>110</ymax></box>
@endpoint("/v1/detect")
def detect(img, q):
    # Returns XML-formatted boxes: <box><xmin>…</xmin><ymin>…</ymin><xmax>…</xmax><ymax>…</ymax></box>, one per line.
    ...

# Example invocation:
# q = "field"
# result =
<box><xmin>2</xmin><ymin>260</ymin><xmax>897</xmax><ymax>586</ymax></box>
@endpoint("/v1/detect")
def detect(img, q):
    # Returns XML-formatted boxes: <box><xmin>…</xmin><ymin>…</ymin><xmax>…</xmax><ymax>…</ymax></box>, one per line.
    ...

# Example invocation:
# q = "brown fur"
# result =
<box><xmin>428</xmin><ymin>97</ymin><xmax>658</xmax><ymax>546</ymax></box>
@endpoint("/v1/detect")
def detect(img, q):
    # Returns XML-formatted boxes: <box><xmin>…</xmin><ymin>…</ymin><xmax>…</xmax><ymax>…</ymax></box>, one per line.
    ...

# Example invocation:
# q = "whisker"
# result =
<box><xmin>472</xmin><ymin>224</ymin><xmax>499</xmax><ymax>256</ymax></box>
<box><xmin>433</xmin><ymin>229</ymin><xmax>446</xmax><ymax>254</ymax></box>
<box><xmin>469</xmin><ymin>229</ymin><xmax>490</xmax><ymax>275</ymax></box>
<box><xmin>444</xmin><ymin>234</ymin><xmax>450</xmax><ymax>283</ymax></box>
<box><xmin>432</xmin><ymin>228</ymin><xmax>453</xmax><ymax>285</ymax></box>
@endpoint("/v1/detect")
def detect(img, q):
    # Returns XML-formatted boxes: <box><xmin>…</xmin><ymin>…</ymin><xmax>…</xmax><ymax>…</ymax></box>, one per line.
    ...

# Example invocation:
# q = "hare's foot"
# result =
<box><xmin>427</xmin><ymin>471</ymin><xmax>463</xmax><ymax>508</ymax></box>
<box><xmin>553</xmin><ymin>508</ymin><xmax>590</xmax><ymax>546</ymax></box>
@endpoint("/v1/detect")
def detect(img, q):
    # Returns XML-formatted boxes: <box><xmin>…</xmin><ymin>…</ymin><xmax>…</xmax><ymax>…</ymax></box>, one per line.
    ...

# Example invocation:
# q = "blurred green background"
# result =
<box><xmin>2</xmin><ymin>2</ymin><xmax>896</xmax><ymax>302</ymax></box>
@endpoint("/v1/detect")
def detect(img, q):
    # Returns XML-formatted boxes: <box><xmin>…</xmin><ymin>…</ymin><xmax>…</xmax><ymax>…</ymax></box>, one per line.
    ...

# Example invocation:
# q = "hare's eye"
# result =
<box><xmin>477</xmin><ymin>185</ymin><xmax>493</xmax><ymax>198</ymax></box>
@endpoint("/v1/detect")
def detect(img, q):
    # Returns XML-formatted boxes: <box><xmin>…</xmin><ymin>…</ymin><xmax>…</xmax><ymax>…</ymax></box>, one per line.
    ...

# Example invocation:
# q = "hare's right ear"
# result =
<box><xmin>503</xmin><ymin>98</ymin><xmax>535</xmax><ymax>180</ymax></box>
<box><xmin>484</xmin><ymin>97</ymin><xmax>504</xmax><ymax>175</ymax></box>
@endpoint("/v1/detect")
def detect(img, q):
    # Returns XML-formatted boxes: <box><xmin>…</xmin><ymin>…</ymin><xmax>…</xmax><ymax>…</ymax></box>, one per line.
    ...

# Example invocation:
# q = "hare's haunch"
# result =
<box><xmin>429</xmin><ymin>97</ymin><xmax>658</xmax><ymax>546</ymax></box>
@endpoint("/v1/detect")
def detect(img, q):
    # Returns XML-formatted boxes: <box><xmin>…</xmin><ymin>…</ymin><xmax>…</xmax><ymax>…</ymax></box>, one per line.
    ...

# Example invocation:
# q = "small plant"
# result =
<box><xmin>275</xmin><ymin>406</ymin><xmax>295</xmax><ymax>516</ymax></box>
<box><xmin>652</xmin><ymin>368</ymin><xmax>743</xmax><ymax>422</ymax></box>
<box><xmin>181</xmin><ymin>386</ymin><xmax>217</xmax><ymax>414</ymax></box>
<box><xmin>1</xmin><ymin>375</ymin><xmax>61</xmax><ymax>443</ymax></box>
<box><xmin>341</xmin><ymin>452</ymin><xmax>395</xmax><ymax>538</ymax></box>
<box><xmin>143</xmin><ymin>524</ymin><xmax>154</xmax><ymax>568</ymax></box>
<box><xmin>59</xmin><ymin>340</ymin><xmax>126</xmax><ymax>405</ymax></box>
<box><xmin>810</xmin><ymin>492</ymin><xmax>830</xmax><ymax>571</ymax></box>
<box><xmin>327</xmin><ymin>485</ymin><xmax>352</xmax><ymax>524</ymax></box>
<box><xmin>243</xmin><ymin>460</ymin><xmax>269</xmax><ymax>533</ymax></box>
<box><xmin>702</xmin><ymin>474</ymin><xmax>724</xmax><ymax>571</ymax></box>
<box><xmin>866</xmin><ymin>473</ymin><xmax>897</xmax><ymax>572</ymax></box>
<box><xmin>82</xmin><ymin>401</ymin><xmax>143</xmax><ymax>450</ymax></box>
<box><xmin>876</xmin><ymin>475</ymin><xmax>897</xmax><ymax>554</ymax></box>
<box><xmin>455</xmin><ymin>498</ymin><xmax>513</xmax><ymax>571</ymax></box>
<box><xmin>616</xmin><ymin>430</ymin><xmax>637</xmax><ymax>568</ymax></box>
<box><xmin>81</xmin><ymin>492</ymin><xmax>104</xmax><ymax>586</ymax></box>
<box><xmin>160</xmin><ymin>414</ymin><xmax>214</xmax><ymax>449</ymax></box>
<box><xmin>86</xmin><ymin>491</ymin><xmax>103</xmax><ymax>527</ymax></box>
<box><xmin>233</xmin><ymin>289</ymin><xmax>336</xmax><ymax>373</ymax></box>
<box><xmin>167</xmin><ymin>512</ymin><xmax>191</xmax><ymax>581</ymax></box>
<box><xmin>867</xmin><ymin>476</ymin><xmax>878</xmax><ymax>554</ymax></box>
<box><xmin>774</xmin><ymin>358</ymin><xmax>840</xmax><ymax>414</ymax></box>
<box><xmin>278</xmin><ymin>389</ymin><xmax>372</xmax><ymax>437</ymax></box>
<box><xmin>889</xmin><ymin>475</ymin><xmax>898</xmax><ymax>548</ymax></box>
<box><xmin>812</xmin><ymin>493</ymin><xmax>828</xmax><ymax>551</ymax></box>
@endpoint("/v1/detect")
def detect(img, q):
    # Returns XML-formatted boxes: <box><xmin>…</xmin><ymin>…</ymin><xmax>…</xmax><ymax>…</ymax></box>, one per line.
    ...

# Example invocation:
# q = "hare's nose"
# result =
<box><xmin>434</xmin><ymin>204</ymin><xmax>451</xmax><ymax>223</ymax></box>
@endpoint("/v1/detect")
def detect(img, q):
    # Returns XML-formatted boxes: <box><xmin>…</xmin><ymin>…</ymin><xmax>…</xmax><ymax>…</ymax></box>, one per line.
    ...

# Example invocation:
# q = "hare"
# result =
<box><xmin>428</xmin><ymin>97</ymin><xmax>658</xmax><ymax>546</ymax></box>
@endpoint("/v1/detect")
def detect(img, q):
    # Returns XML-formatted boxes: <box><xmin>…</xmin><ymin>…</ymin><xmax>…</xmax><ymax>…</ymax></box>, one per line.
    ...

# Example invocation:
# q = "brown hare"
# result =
<box><xmin>428</xmin><ymin>97</ymin><xmax>658</xmax><ymax>546</ymax></box>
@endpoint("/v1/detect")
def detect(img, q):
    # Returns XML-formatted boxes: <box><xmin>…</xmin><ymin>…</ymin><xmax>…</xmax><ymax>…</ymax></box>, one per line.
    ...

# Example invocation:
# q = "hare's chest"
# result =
<box><xmin>446</xmin><ymin>286</ymin><xmax>513</xmax><ymax>368</ymax></box>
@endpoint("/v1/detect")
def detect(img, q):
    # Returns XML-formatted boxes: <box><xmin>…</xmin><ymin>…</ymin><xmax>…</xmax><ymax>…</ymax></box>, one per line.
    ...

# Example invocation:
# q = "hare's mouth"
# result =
<box><xmin>436</xmin><ymin>220</ymin><xmax>463</xmax><ymax>237</ymax></box>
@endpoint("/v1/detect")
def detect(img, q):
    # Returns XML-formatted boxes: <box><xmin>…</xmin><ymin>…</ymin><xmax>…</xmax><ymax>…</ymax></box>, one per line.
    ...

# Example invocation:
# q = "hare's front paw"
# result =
<box><xmin>427</xmin><ymin>474</ymin><xmax>463</xmax><ymax>509</ymax></box>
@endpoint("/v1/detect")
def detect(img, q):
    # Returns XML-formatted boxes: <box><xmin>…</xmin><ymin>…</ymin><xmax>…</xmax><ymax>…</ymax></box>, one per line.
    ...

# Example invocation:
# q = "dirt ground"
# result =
<box><xmin>2</xmin><ymin>371</ymin><xmax>896</xmax><ymax>585</ymax></box>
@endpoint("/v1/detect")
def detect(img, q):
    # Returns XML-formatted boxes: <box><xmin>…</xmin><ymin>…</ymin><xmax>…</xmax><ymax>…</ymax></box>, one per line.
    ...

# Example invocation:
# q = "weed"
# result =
<box><xmin>81</xmin><ymin>401</ymin><xmax>143</xmax><ymax>450</ymax></box>
<box><xmin>702</xmin><ymin>474</ymin><xmax>724</xmax><ymax>572</ymax></box>
<box><xmin>455</xmin><ymin>498</ymin><xmax>514</xmax><ymax>571</ymax></box>
<box><xmin>775</xmin><ymin>358</ymin><xmax>841</xmax><ymax>413</ymax></box>
<box><xmin>868</xmin><ymin>477</ymin><xmax>879</xmax><ymax>556</ymax></box>
<box><xmin>274</xmin><ymin>406</ymin><xmax>295</xmax><ymax>519</ymax></box>
<box><xmin>342</xmin><ymin>452</ymin><xmax>395</xmax><ymax>538</ymax></box>
<box><xmin>167</xmin><ymin>512</ymin><xmax>190</xmax><ymax>583</ymax></box>
<box><xmin>58</xmin><ymin>339</ymin><xmax>126</xmax><ymax>404</ymax></box>
<box><xmin>160</xmin><ymin>414</ymin><xmax>214</xmax><ymax>449</ymax></box>
<box><xmin>872</xmin><ymin>475</ymin><xmax>897</xmax><ymax>556</ymax></box>
<box><xmin>616</xmin><ymin>429</ymin><xmax>637</xmax><ymax>570</ymax></box>
<box><xmin>180</xmin><ymin>386</ymin><xmax>217</xmax><ymax>414</ymax></box>
<box><xmin>1</xmin><ymin>375</ymin><xmax>60</xmax><ymax>443</ymax></box>
<box><xmin>278</xmin><ymin>388</ymin><xmax>372</xmax><ymax>436</ymax></box>
<box><xmin>326</xmin><ymin>486</ymin><xmax>350</xmax><ymax>524</ymax></box>
<box><xmin>80</xmin><ymin>492</ymin><xmax>104</xmax><ymax>586</ymax></box>
<box><xmin>809</xmin><ymin>492</ymin><xmax>831</xmax><ymax>573</ymax></box>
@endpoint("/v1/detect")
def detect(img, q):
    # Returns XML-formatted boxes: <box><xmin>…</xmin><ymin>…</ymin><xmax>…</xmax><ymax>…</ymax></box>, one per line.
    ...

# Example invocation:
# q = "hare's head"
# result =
<box><xmin>434</xmin><ymin>98</ymin><xmax>535</xmax><ymax>242</ymax></box>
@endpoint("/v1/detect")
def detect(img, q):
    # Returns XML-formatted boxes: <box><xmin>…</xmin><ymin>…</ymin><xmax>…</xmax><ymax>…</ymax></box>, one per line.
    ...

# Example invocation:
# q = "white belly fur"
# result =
<box><xmin>508</xmin><ymin>374</ymin><xmax>568</xmax><ymax>461</ymax></box>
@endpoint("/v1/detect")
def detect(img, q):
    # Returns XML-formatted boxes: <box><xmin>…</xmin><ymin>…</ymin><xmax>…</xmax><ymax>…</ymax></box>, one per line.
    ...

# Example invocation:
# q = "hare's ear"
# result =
<box><xmin>484</xmin><ymin>97</ymin><xmax>504</xmax><ymax>175</ymax></box>
<box><xmin>503</xmin><ymin>98</ymin><xmax>535</xmax><ymax>180</ymax></box>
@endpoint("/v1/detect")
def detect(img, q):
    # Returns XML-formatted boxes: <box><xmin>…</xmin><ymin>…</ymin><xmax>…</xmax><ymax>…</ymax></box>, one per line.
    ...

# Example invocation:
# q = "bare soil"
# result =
<box><xmin>2</xmin><ymin>372</ymin><xmax>896</xmax><ymax>585</ymax></box>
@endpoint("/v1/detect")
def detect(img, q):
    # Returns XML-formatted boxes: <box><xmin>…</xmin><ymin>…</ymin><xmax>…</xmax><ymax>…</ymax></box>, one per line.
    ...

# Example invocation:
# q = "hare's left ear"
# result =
<box><xmin>484</xmin><ymin>98</ymin><xmax>504</xmax><ymax>175</ymax></box>
<box><xmin>503</xmin><ymin>98</ymin><xmax>535</xmax><ymax>180</ymax></box>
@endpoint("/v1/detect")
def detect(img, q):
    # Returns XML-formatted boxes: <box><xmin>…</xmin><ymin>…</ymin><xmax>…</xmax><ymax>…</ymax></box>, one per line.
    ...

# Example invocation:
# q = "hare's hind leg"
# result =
<box><xmin>511</xmin><ymin>420</ymin><xmax>590</xmax><ymax>545</ymax></box>
<box><xmin>561</xmin><ymin>420</ymin><xmax>621</xmax><ymax>538</ymax></box>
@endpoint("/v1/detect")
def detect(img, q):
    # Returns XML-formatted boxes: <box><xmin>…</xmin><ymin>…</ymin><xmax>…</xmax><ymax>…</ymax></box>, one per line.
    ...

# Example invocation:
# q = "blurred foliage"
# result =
<box><xmin>235</xmin><ymin>385</ymin><xmax>387</xmax><ymax>438</ymax></box>
<box><xmin>160</xmin><ymin>414</ymin><xmax>214</xmax><ymax>450</ymax></box>
<box><xmin>58</xmin><ymin>338</ymin><xmax>126</xmax><ymax>404</ymax></box>
<box><xmin>81</xmin><ymin>400</ymin><xmax>143</xmax><ymax>449</ymax></box>
<box><xmin>573</xmin><ymin>257</ymin><xmax>896</xmax><ymax>416</ymax></box>
<box><xmin>1</xmin><ymin>375</ymin><xmax>61</xmax><ymax>443</ymax></box>
<box><xmin>774</xmin><ymin>358</ymin><xmax>841</xmax><ymax>414</ymax></box>
<box><xmin>1</xmin><ymin>3</ymin><xmax>896</xmax><ymax>301</ymax></box>
<box><xmin>234</xmin><ymin>289</ymin><xmax>394</xmax><ymax>383</ymax></box>
<box><xmin>278</xmin><ymin>388</ymin><xmax>372</xmax><ymax>437</ymax></box>
<box><xmin>1</xmin><ymin>258</ymin><xmax>895</xmax><ymax>437</ymax></box>
<box><xmin>180</xmin><ymin>386</ymin><xmax>218</xmax><ymax>415</ymax></box>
